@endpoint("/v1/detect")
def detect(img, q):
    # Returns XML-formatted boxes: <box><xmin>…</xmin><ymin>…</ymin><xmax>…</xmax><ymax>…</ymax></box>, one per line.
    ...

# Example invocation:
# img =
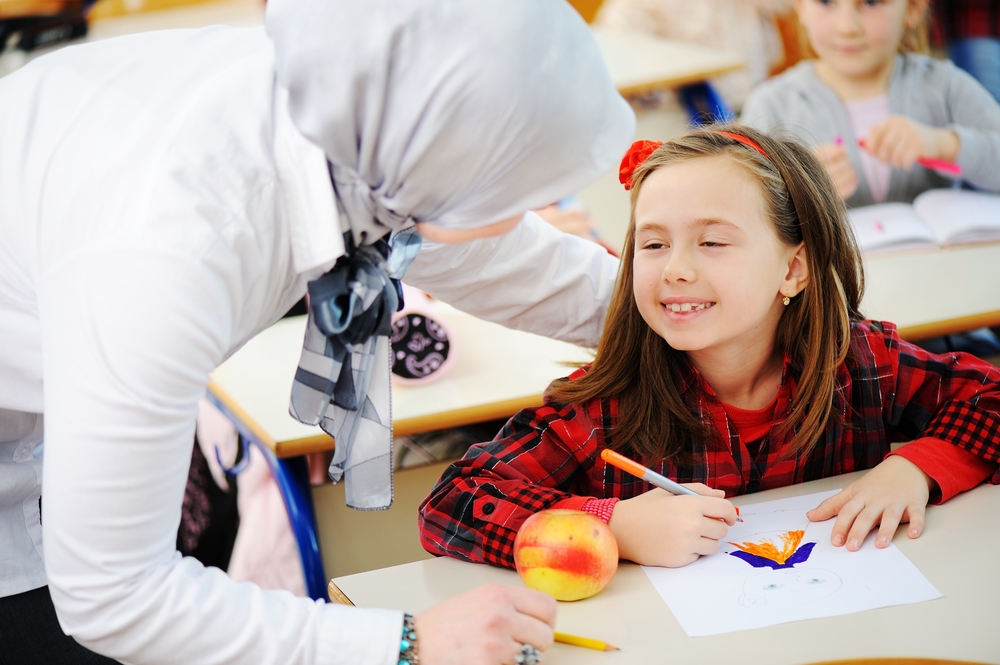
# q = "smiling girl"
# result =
<box><xmin>418</xmin><ymin>127</ymin><xmax>1000</xmax><ymax>570</ymax></box>
<box><xmin>741</xmin><ymin>0</ymin><xmax>1000</xmax><ymax>206</ymax></box>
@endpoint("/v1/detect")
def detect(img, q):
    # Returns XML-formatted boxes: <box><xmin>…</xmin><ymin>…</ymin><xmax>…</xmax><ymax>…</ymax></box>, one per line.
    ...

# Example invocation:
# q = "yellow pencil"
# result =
<box><xmin>554</xmin><ymin>631</ymin><xmax>620</xmax><ymax>652</ymax></box>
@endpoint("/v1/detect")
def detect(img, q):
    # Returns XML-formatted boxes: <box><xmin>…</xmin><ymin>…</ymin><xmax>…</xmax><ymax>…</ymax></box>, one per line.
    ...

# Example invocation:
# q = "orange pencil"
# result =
<box><xmin>600</xmin><ymin>449</ymin><xmax>741</xmax><ymax>522</ymax></box>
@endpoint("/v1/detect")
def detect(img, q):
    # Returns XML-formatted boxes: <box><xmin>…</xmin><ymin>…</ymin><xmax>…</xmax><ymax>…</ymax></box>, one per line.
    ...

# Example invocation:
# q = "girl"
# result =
<box><xmin>418</xmin><ymin>127</ymin><xmax>1000</xmax><ymax>571</ymax></box>
<box><xmin>741</xmin><ymin>0</ymin><xmax>1000</xmax><ymax>206</ymax></box>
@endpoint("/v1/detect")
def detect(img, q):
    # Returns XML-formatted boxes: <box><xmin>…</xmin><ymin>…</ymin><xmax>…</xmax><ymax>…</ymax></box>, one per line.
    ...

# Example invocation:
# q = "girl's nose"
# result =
<box><xmin>662</xmin><ymin>247</ymin><xmax>696</xmax><ymax>283</ymax></box>
<box><xmin>833</xmin><ymin>1</ymin><xmax>863</xmax><ymax>34</ymax></box>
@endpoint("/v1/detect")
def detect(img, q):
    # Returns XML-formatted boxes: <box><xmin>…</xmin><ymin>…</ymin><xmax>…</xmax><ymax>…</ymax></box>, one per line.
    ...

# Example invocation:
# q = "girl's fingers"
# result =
<box><xmin>829</xmin><ymin>497</ymin><xmax>865</xmax><ymax>547</ymax></box>
<box><xmin>905</xmin><ymin>503</ymin><xmax>926</xmax><ymax>539</ymax></box>
<box><xmin>807</xmin><ymin>490</ymin><xmax>849</xmax><ymax>522</ymax></box>
<box><xmin>700</xmin><ymin>514</ymin><xmax>731</xmax><ymax>540</ymax></box>
<box><xmin>874</xmin><ymin>504</ymin><xmax>905</xmax><ymax>548</ymax></box>
<box><xmin>695</xmin><ymin>535</ymin><xmax>722</xmax><ymax>557</ymax></box>
<box><xmin>844</xmin><ymin>505</ymin><xmax>884</xmax><ymax>551</ymax></box>
<box><xmin>682</xmin><ymin>482</ymin><xmax>725</xmax><ymax>497</ymax></box>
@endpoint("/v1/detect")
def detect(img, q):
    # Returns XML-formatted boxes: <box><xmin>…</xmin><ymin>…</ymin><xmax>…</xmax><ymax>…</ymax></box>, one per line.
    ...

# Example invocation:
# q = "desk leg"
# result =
<box><xmin>202</xmin><ymin>393</ymin><xmax>328</xmax><ymax>601</ymax></box>
<box><xmin>249</xmin><ymin>440</ymin><xmax>328</xmax><ymax>601</ymax></box>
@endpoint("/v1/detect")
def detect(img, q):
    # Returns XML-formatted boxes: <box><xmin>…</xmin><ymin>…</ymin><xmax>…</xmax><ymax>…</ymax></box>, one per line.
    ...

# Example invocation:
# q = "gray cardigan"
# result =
<box><xmin>741</xmin><ymin>54</ymin><xmax>1000</xmax><ymax>207</ymax></box>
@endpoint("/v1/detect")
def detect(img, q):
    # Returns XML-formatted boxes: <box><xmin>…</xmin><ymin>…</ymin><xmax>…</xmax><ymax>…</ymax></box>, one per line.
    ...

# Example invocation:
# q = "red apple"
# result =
<box><xmin>513</xmin><ymin>509</ymin><xmax>618</xmax><ymax>601</ymax></box>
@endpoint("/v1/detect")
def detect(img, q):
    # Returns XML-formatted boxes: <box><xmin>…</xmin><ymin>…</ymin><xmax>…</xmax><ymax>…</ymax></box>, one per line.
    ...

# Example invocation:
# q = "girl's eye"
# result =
<box><xmin>642</xmin><ymin>242</ymin><xmax>666</xmax><ymax>250</ymax></box>
<box><xmin>701</xmin><ymin>241</ymin><xmax>727</xmax><ymax>248</ymax></box>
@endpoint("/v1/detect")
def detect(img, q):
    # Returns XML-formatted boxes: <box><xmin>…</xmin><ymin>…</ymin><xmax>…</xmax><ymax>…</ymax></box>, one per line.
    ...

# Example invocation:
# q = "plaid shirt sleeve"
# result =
<box><xmin>418</xmin><ymin>371</ymin><xmax>610</xmax><ymax>569</ymax></box>
<box><xmin>866</xmin><ymin>321</ymin><xmax>1000</xmax><ymax>481</ymax></box>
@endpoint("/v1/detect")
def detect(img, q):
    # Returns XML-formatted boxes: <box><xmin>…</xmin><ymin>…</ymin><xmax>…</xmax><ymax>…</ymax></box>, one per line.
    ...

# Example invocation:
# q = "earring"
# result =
<box><xmin>782</xmin><ymin>294</ymin><xmax>791</xmax><ymax>306</ymax></box>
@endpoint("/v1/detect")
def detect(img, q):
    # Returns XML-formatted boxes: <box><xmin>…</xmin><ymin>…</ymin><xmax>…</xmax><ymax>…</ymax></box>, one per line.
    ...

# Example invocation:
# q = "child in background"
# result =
<box><xmin>740</xmin><ymin>0</ymin><xmax>1000</xmax><ymax>207</ymax></box>
<box><xmin>418</xmin><ymin>127</ymin><xmax>1000</xmax><ymax>571</ymax></box>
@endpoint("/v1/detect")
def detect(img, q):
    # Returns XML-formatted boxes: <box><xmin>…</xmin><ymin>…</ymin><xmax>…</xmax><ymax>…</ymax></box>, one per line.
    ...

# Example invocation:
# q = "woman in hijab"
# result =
<box><xmin>0</xmin><ymin>0</ymin><xmax>634</xmax><ymax>663</ymax></box>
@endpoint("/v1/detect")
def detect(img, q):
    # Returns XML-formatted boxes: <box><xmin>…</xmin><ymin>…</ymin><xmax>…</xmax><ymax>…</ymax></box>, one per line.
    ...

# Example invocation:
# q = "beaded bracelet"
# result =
<box><xmin>399</xmin><ymin>613</ymin><xmax>418</xmax><ymax>665</ymax></box>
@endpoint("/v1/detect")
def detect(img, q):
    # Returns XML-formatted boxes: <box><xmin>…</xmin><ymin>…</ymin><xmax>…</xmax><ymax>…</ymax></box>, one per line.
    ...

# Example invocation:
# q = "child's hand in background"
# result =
<box><xmin>607</xmin><ymin>484</ymin><xmax>738</xmax><ymax>568</ymax></box>
<box><xmin>862</xmin><ymin>116</ymin><xmax>961</xmax><ymax>169</ymax></box>
<box><xmin>806</xmin><ymin>455</ymin><xmax>936</xmax><ymax>551</ymax></box>
<box><xmin>813</xmin><ymin>142</ymin><xmax>859</xmax><ymax>199</ymax></box>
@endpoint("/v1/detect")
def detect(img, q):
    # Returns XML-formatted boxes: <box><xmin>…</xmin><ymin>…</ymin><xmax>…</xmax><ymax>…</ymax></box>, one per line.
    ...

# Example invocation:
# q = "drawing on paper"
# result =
<box><xmin>727</xmin><ymin>530</ymin><xmax>841</xmax><ymax>609</ymax></box>
<box><xmin>728</xmin><ymin>529</ymin><xmax>815</xmax><ymax>569</ymax></box>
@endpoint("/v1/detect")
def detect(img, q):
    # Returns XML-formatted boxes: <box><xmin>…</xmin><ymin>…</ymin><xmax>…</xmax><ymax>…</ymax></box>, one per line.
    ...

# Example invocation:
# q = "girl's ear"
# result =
<box><xmin>782</xmin><ymin>242</ymin><xmax>809</xmax><ymax>298</ymax></box>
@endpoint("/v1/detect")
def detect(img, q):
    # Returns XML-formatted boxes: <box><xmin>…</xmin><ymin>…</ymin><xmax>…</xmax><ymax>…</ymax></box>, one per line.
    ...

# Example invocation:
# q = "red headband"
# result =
<box><xmin>618</xmin><ymin>132</ymin><xmax>771</xmax><ymax>192</ymax></box>
<box><xmin>715</xmin><ymin>131</ymin><xmax>770</xmax><ymax>159</ymax></box>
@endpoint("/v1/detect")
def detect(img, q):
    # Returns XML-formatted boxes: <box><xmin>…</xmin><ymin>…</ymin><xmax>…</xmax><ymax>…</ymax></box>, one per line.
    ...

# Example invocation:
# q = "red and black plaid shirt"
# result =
<box><xmin>418</xmin><ymin>321</ymin><xmax>1000</xmax><ymax>569</ymax></box>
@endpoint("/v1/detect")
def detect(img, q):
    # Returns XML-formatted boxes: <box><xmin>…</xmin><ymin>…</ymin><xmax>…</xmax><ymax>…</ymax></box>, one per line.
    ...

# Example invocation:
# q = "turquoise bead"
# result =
<box><xmin>401</xmin><ymin>639</ymin><xmax>410</xmax><ymax>651</ymax></box>
<box><xmin>398</xmin><ymin>659</ymin><xmax>410</xmax><ymax>665</ymax></box>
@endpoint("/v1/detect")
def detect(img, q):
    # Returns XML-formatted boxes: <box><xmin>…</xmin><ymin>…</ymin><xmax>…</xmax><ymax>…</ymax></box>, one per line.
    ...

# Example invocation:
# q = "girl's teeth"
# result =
<box><xmin>668</xmin><ymin>302</ymin><xmax>709</xmax><ymax>312</ymax></box>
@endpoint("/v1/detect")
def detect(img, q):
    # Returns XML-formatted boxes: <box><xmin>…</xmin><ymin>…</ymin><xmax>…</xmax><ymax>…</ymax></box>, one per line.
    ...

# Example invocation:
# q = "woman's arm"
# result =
<box><xmin>403</xmin><ymin>211</ymin><xmax>619</xmax><ymax>348</ymax></box>
<box><xmin>40</xmin><ymin>248</ymin><xmax>402</xmax><ymax>665</ymax></box>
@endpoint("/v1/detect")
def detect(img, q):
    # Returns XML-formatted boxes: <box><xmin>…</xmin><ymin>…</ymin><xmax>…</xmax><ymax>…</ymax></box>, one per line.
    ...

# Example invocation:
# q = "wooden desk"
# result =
<box><xmin>590</xmin><ymin>27</ymin><xmax>743</xmax><ymax>98</ymax></box>
<box><xmin>862</xmin><ymin>242</ymin><xmax>1000</xmax><ymax>341</ymax></box>
<box><xmin>331</xmin><ymin>473</ymin><xmax>1000</xmax><ymax>665</ymax></box>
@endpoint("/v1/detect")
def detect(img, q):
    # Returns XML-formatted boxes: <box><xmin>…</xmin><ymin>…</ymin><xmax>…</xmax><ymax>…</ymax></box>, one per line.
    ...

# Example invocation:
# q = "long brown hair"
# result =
<box><xmin>548</xmin><ymin>125</ymin><xmax>865</xmax><ymax>461</ymax></box>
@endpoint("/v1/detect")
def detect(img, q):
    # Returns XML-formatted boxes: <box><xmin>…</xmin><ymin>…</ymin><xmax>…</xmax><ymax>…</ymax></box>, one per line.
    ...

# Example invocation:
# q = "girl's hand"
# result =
<box><xmin>608</xmin><ymin>484</ymin><xmax>738</xmax><ymax>568</ymax></box>
<box><xmin>813</xmin><ymin>142</ymin><xmax>858</xmax><ymax>199</ymax></box>
<box><xmin>863</xmin><ymin>116</ymin><xmax>961</xmax><ymax>169</ymax></box>
<box><xmin>415</xmin><ymin>584</ymin><xmax>557</xmax><ymax>665</ymax></box>
<box><xmin>806</xmin><ymin>455</ymin><xmax>937</xmax><ymax>552</ymax></box>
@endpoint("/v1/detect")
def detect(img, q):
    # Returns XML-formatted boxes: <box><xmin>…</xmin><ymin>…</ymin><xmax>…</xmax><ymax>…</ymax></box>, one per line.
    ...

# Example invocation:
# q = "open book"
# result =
<box><xmin>848</xmin><ymin>189</ymin><xmax>1000</xmax><ymax>253</ymax></box>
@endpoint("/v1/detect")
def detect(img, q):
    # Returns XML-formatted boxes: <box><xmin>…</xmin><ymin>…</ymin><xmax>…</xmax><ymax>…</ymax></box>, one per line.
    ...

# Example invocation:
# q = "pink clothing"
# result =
<box><xmin>844</xmin><ymin>95</ymin><xmax>892</xmax><ymax>203</ymax></box>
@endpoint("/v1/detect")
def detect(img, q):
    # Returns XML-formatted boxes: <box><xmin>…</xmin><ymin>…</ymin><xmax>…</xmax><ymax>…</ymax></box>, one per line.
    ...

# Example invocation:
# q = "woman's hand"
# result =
<box><xmin>813</xmin><ymin>142</ymin><xmax>859</xmax><ymax>199</ymax></box>
<box><xmin>608</xmin><ymin>485</ymin><xmax>738</xmax><ymax>568</ymax></box>
<box><xmin>862</xmin><ymin>116</ymin><xmax>961</xmax><ymax>169</ymax></box>
<box><xmin>807</xmin><ymin>455</ymin><xmax>937</xmax><ymax>551</ymax></box>
<box><xmin>414</xmin><ymin>583</ymin><xmax>557</xmax><ymax>665</ymax></box>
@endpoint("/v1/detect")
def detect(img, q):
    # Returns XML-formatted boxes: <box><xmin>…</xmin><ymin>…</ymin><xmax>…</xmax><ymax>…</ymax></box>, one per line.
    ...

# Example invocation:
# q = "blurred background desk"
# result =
<box><xmin>330</xmin><ymin>472</ymin><xmax>1000</xmax><ymax>665</ymax></box>
<box><xmin>862</xmin><ymin>242</ymin><xmax>1000</xmax><ymax>341</ymax></box>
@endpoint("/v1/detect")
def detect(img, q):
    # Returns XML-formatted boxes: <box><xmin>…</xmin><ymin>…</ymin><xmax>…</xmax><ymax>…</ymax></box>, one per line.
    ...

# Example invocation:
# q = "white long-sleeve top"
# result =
<box><xmin>0</xmin><ymin>26</ymin><xmax>619</xmax><ymax>665</ymax></box>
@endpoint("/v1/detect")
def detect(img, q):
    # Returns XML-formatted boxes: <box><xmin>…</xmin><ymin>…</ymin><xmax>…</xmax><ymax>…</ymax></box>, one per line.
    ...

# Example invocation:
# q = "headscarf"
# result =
<box><xmin>267</xmin><ymin>0</ymin><xmax>636</xmax><ymax>509</ymax></box>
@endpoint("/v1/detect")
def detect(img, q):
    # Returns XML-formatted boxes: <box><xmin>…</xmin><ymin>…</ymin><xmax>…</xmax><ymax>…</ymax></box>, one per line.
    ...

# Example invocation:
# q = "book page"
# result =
<box><xmin>642</xmin><ymin>491</ymin><xmax>941</xmax><ymax>637</ymax></box>
<box><xmin>847</xmin><ymin>203</ymin><xmax>938</xmax><ymax>253</ymax></box>
<box><xmin>913</xmin><ymin>189</ymin><xmax>1000</xmax><ymax>245</ymax></box>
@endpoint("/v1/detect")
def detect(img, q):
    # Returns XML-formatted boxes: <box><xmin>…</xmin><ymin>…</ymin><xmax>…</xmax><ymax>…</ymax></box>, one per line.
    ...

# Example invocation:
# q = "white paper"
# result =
<box><xmin>642</xmin><ymin>490</ymin><xmax>942</xmax><ymax>637</ymax></box>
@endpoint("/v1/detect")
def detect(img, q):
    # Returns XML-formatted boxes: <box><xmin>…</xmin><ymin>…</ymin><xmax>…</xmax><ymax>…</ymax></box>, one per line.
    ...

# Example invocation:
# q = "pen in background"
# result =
<box><xmin>600</xmin><ymin>449</ymin><xmax>741</xmax><ymax>522</ymax></box>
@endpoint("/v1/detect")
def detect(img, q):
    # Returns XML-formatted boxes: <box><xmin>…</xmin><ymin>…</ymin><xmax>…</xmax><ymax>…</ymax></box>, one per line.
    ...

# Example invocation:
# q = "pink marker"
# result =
<box><xmin>857</xmin><ymin>138</ymin><xmax>962</xmax><ymax>177</ymax></box>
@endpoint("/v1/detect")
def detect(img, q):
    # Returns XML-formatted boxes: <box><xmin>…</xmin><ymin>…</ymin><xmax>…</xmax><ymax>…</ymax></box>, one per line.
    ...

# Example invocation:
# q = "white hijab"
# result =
<box><xmin>266</xmin><ymin>0</ymin><xmax>635</xmax><ymax>245</ymax></box>
<box><xmin>267</xmin><ymin>0</ymin><xmax>635</xmax><ymax>509</ymax></box>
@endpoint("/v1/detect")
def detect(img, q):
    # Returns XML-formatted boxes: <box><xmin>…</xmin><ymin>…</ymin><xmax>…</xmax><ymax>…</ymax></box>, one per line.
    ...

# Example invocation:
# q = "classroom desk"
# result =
<box><xmin>329</xmin><ymin>472</ymin><xmax>1000</xmax><ymax>665</ymax></box>
<box><xmin>590</xmin><ymin>27</ymin><xmax>743</xmax><ymax>98</ymax></box>
<box><xmin>862</xmin><ymin>241</ymin><xmax>1000</xmax><ymax>341</ymax></box>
